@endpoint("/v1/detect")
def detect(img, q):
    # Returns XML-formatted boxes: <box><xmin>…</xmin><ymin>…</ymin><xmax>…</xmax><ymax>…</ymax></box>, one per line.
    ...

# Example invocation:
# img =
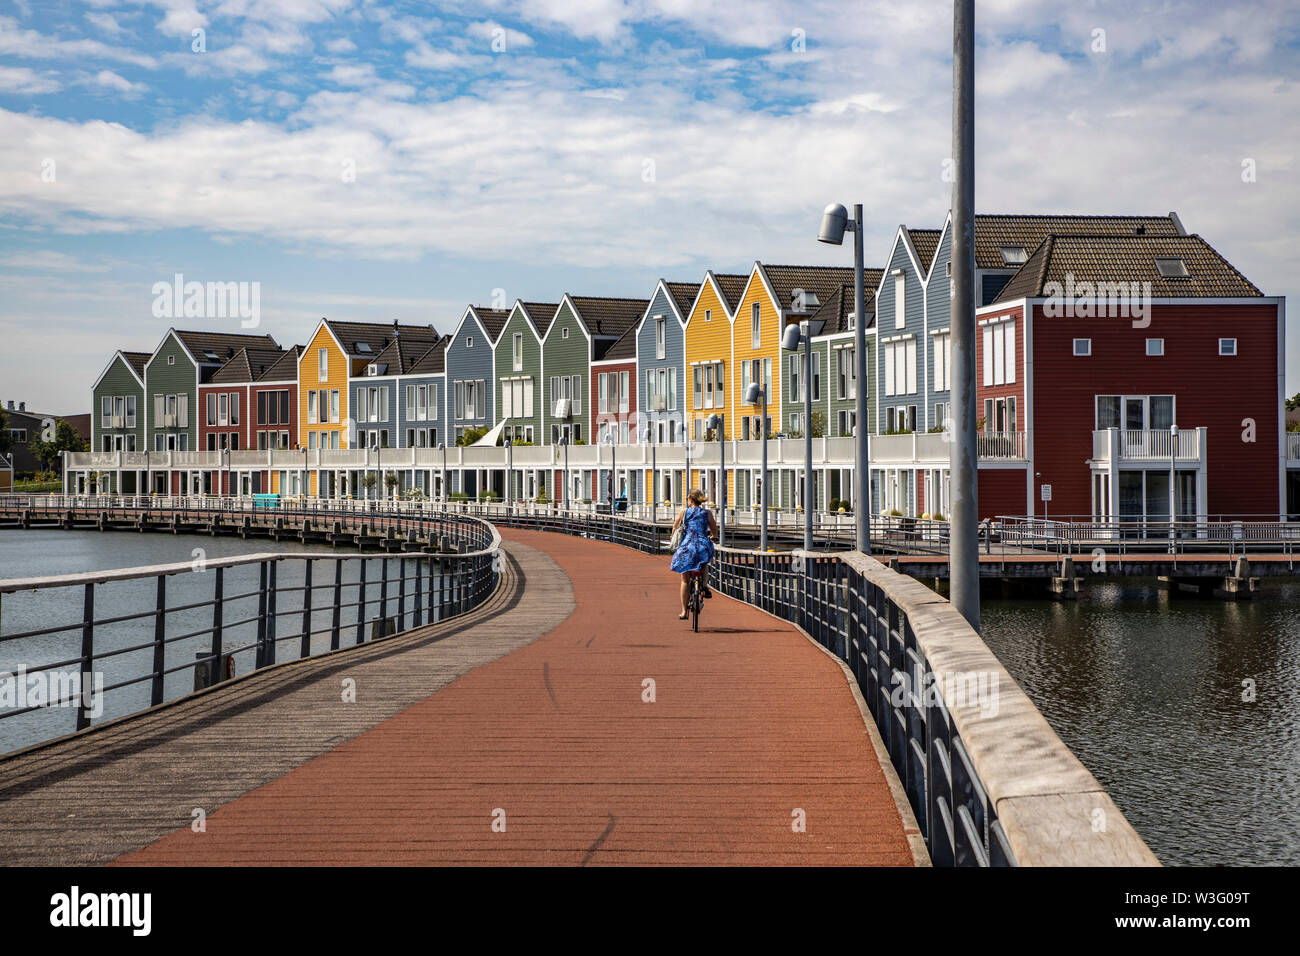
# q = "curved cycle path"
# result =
<box><xmin>114</xmin><ymin>528</ymin><xmax>919</xmax><ymax>866</ymax></box>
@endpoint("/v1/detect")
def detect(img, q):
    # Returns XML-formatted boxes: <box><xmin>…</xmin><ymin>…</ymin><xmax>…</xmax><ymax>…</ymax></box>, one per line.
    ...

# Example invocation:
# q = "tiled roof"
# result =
<box><xmin>596</xmin><ymin>323</ymin><xmax>639</xmax><ymax>362</ymax></box>
<box><xmin>322</xmin><ymin>319</ymin><xmax>438</xmax><ymax>358</ymax></box>
<box><xmin>369</xmin><ymin>329</ymin><xmax>443</xmax><ymax>376</ymax></box>
<box><xmin>712</xmin><ymin>273</ymin><xmax>749</xmax><ymax>313</ymax></box>
<box><xmin>173</xmin><ymin>330</ymin><xmax>279</xmax><ymax>365</ymax></box>
<box><xmin>758</xmin><ymin>264</ymin><xmax>858</xmax><ymax>315</ymax></box>
<box><xmin>569</xmin><ymin>296</ymin><xmax>649</xmax><ymax>338</ymax></box>
<box><xmin>974</xmin><ymin>214</ymin><xmax>1182</xmax><ymax>271</ymax></box>
<box><xmin>257</xmin><ymin>346</ymin><xmax>301</xmax><ymax>381</ymax></box>
<box><xmin>519</xmin><ymin>302</ymin><xmax>559</xmax><ymax>337</ymax></box>
<box><xmin>810</xmin><ymin>270</ymin><xmax>885</xmax><ymax>335</ymax></box>
<box><xmin>993</xmin><ymin>234</ymin><xmax>1263</xmax><ymax>303</ymax></box>
<box><xmin>471</xmin><ymin>308</ymin><xmax>510</xmax><ymax>341</ymax></box>
<box><xmin>664</xmin><ymin>281</ymin><xmax>699</xmax><ymax>318</ymax></box>
<box><xmin>907</xmin><ymin>229</ymin><xmax>942</xmax><ymax>275</ymax></box>
<box><xmin>409</xmin><ymin>335</ymin><xmax>450</xmax><ymax>375</ymax></box>
<box><xmin>209</xmin><ymin>346</ymin><xmax>300</xmax><ymax>384</ymax></box>
<box><xmin>122</xmin><ymin>351</ymin><xmax>151</xmax><ymax>378</ymax></box>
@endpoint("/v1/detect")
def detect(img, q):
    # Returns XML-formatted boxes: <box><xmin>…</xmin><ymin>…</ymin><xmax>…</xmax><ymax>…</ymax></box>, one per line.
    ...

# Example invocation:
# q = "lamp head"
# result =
<box><xmin>817</xmin><ymin>202</ymin><xmax>849</xmax><ymax>245</ymax></box>
<box><xmin>1170</xmin><ymin>424</ymin><xmax>1179</xmax><ymax>435</ymax></box>
<box><xmin>781</xmin><ymin>323</ymin><xmax>803</xmax><ymax>351</ymax></box>
<box><xmin>743</xmin><ymin>382</ymin><xmax>761</xmax><ymax>405</ymax></box>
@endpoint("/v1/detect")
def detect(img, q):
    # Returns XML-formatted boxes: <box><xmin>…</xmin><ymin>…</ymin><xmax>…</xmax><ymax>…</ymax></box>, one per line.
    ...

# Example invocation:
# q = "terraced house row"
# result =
<box><xmin>71</xmin><ymin>211</ymin><xmax>1296</xmax><ymax>522</ymax></box>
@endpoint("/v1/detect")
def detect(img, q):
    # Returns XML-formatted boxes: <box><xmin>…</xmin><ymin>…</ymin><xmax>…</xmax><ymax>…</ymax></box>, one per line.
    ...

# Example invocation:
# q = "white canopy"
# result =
<box><xmin>472</xmin><ymin>420</ymin><xmax>507</xmax><ymax>447</ymax></box>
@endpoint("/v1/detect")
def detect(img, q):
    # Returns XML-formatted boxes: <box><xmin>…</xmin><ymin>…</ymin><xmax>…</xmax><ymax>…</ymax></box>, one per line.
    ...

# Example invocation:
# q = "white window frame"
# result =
<box><xmin>1146</xmin><ymin>338</ymin><xmax>1165</xmax><ymax>357</ymax></box>
<box><xmin>1219</xmin><ymin>338</ymin><xmax>1237</xmax><ymax>356</ymax></box>
<box><xmin>1074</xmin><ymin>338</ymin><xmax>1092</xmax><ymax>356</ymax></box>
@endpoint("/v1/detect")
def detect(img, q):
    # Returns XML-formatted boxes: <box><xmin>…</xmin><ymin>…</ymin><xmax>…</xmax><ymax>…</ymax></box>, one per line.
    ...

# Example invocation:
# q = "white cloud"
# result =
<box><xmin>0</xmin><ymin>64</ymin><xmax>60</xmax><ymax>94</ymax></box>
<box><xmin>88</xmin><ymin>69</ymin><xmax>148</xmax><ymax>94</ymax></box>
<box><xmin>467</xmin><ymin>19</ymin><xmax>535</xmax><ymax>50</ymax></box>
<box><xmin>0</xmin><ymin>16</ymin><xmax>157</xmax><ymax>68</ymax></box>
<box><xmin>0</xmin><ymin>250</ymin><xmax>110</xmax><ymax>272</ymax></box>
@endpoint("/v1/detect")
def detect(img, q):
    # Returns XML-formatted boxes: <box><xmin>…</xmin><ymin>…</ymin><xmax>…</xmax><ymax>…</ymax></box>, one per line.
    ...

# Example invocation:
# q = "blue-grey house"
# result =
<box><xmin>445</xmin><ymin>305</ymin><xmax>508</xmax><ymax>445</ymax></box>
<box><xmin>875</xmin><ymin>226</ymin><xmax>936</xmax><ymax>435</ymax></box>
<box><xmin>634</xmin><ymin>278</ymin><xmax>697</xmax><ymax>445</ymax></box>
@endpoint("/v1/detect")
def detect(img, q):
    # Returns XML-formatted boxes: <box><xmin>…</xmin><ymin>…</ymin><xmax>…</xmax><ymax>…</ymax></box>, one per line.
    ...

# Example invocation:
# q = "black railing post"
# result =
<box><xmin>265</xmin><ymin>560</ymin><xmax>278</xmax><ymax>666</ymax></box>
<box><xmin>255</xmin><ymin>561</ymin><xmax>268</xmax><ymax>668</ymax></box>
<box><xmin>300</xmin><ymin>559</ymin><xmax>313</xmax><ymax>659</ymax></box>
<box><xmin>413</xmin><ymin>557</ymin><xmax>423</xmax><ymax>629</ymax></box>
<box><xmin>150</xmin><ymin>575</ymin><xmax>166</xmax><ymax>706</ymax></box>
<box><xmin>330</xmin><ymin>559</ymin><xmax>342</xmax><ymax>650</ymax></box>
<box><xmin>210</xmin><ymin>566</ymin><xmax>224</xmax><ymax>681</ymax></box>
<box><xmin>76</xmin><ymin>582</ymin><xmax>95</xmax><ymax>731</ymax></box>
<box><xmin>356</xmin><ymin>558</ymin><xmax>367</xmax><ymax>644</ymax></box>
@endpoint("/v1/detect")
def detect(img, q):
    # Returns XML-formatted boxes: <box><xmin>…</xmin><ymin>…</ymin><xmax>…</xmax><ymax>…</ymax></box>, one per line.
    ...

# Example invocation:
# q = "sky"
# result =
<box><xmin>0</xmin><ymin>0</ymin><xmax>1297</xmax><ymax>414</ymax></box>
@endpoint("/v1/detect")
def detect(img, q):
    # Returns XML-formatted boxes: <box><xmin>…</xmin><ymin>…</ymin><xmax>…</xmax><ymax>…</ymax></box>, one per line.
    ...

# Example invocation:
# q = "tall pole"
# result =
<box><xmin>563</xmin><ymin>441</ymin><xmax>569</xmax><ymax>512</ymax></box>
<box><xmin>652</xmin><ymin>440</ymin><xmax>657</xmax><ymax>523</ymax></box>
<box><xmin>853</xmin><ymin>203</ymin><xmax>869</xmax><ymax>554</ymax></box>
<box><xmin>719</xmin><ymin>421</ymin><xmax>727</xmax><ymax>547</ymax></box>
<box><xmin>803</xmin><ymin>321</ymin><xmax>814</xmax><ymax>552</ymax></box>
<box><xmin>760</xmin><ymin>391</ymin><xmax>768</xmax><ymax>552</ymax></box>
<box><xmin>949</xmin><ymin>0</ymin><xmax>980</xmax><ymax>631</ymax></box>
<box><xmin>1169</xmin><ymin>424</ymin><xmax>1177</xmax><ymax>543</ymax></box>
<box><xmin>506</xmin><ymin>439</ymin><xmax>513</xmax><ymax>513</ymax></box>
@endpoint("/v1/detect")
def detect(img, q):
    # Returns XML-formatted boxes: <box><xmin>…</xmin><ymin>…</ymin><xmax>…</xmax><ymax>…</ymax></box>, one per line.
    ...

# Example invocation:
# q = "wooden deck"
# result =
<box><xmin>1</xmin><ymin>529</ymin><xmax>919</xmax><ymax>866</ymax></box>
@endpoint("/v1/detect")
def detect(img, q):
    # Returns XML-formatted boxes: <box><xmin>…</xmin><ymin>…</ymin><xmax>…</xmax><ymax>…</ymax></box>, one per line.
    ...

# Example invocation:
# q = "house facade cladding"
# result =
<box><xmin>591</xmin><ymin>324</ymin><xmax>638</xmax><ymax>445</ymax></box>
<box><xmin>683</xmin><ymin>272</ymin><xmax>746</xmax><ymax>441</ymax></box>
<box><xmin>494</xmin><ymin>301</ymin><xmax>552</xmax><ymax>445</ymax></box>
<box><xmin>92</xmin><ymin>351</ymin><xmax>148</xmax><ymax>453</ymax></box>
<box><xmin>635</xmin><ymin>280</ymin><xmax>695</xmax><ymax>444</ymax></box>
<box><xmin>446</xmin><ymin>307</ymin><xmax>505</xmax><ymax>443</ymax></box>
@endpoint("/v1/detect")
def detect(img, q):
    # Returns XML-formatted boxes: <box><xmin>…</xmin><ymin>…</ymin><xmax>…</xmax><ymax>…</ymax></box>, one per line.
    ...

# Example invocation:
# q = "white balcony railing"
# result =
<box><xmin>1092</xmin><ymin>427</ymin><xmax>1204</xmax><ymax>463</ymax></box>
<box><xmin>1288</xmin><ymin>431</ymin><xmax>1300</xmax><ymax>462</ymax></box>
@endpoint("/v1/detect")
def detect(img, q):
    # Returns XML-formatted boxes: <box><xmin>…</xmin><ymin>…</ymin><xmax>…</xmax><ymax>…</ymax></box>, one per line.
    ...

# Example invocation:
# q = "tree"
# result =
<box><xmin>1287</xmin><ymin>393</ymin><xmax>1300</xmax><ymax>412</ymax></box>
<box><xmin>28</xmin><ymin>419</ymin><xmax>85</xmax><ymax>471</ymax></box>
<box><xmin>809</xmin><ymin>411</ymin><xmax>827</xmax><ymax>439</ymax></box>
<box><xmin>457</xmin><ymin>426</ymin><xmax>489</xmax><ymax>447</ymax></box>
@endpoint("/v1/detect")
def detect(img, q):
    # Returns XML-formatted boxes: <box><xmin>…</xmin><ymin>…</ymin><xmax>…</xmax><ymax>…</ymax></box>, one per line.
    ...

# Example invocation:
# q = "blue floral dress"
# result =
<box><xmin>670</xmin><ymin>506</ymin><xmax>715</xmax><ymax>573</ymax></box>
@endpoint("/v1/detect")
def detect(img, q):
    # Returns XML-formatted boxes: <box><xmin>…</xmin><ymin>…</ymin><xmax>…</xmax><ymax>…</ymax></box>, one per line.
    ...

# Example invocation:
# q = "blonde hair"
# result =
<box><xmin>687</xmin><ymin>488</ymin><xmax>707</xmax><ymax>505</ymax></box>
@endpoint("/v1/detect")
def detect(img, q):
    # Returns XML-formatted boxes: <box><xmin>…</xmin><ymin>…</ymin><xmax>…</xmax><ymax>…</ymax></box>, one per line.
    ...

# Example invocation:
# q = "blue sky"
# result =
<box><xmin>1</xmin><ymin>0</ymin><xmax>1297</xmax><ymax>412</ymax></box>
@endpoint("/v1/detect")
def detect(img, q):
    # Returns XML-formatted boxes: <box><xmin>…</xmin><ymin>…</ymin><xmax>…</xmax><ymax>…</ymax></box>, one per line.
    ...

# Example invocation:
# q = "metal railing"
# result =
<box><xmin>0</xmin><ymin>510</ymin><xmax>500</xmax><ymax>754</ymax></box>
<box><xmin>993</xmin><ymin>514</ymin><xmax>1300</xmax><ymax>559</ymax></box>
<box><xmin>452</xmin><ymin>507</ymin><xmax>1155</xmax><ymax>866</ymax></box>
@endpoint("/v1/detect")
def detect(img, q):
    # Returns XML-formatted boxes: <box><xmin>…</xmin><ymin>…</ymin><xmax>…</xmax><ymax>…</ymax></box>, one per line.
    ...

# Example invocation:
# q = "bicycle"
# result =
<box><xmin>686</xmin><ymin>568</ymin><xmax>707</xmax><ymax>632</ymax></box>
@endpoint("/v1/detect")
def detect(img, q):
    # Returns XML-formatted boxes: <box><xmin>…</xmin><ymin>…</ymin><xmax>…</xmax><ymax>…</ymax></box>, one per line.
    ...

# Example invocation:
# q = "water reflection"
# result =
<box><xmin>980</xmin><ymin>580</ymin><xmax>1300</xmax><ymax>865</ymax></box>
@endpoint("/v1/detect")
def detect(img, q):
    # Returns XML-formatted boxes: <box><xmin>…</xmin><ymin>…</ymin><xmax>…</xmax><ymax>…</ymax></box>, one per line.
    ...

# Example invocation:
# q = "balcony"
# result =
<box><xmin>1288</xmin><ymin>432</ymin><xmax>1300</xmax><ymax>463</ymax></box>
<box><xmin>870</xmin><ymin>430</ymin><xmax>1028</xmax><ymax>465</ymax></box>
<box><xmin>1091</xmin><ymin>427</ymin><xmax>1205</xmax><ymax>464</ymax></box>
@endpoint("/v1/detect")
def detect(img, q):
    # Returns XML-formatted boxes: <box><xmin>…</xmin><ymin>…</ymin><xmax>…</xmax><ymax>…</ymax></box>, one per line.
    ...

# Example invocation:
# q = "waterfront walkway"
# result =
<box><xmin>0</xmin><ymin>529</ymin><xmax>919</xmax><ymax>866</ymax></box>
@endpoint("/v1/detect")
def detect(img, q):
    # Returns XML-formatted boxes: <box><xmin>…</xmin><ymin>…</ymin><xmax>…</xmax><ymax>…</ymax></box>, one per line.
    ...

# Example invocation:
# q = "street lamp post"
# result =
<box><xmin>651</xmin><ymin>439</ymin><xmax>657</xmax><ymax>524</ymax></box>
<box><xmin>782</xmin><ymin>320</ymin><xmax>817</xmax><ymax>552</ymax></box>
<box><xmin>1169</xmin><ymin>423</ymin><xmax>1178</xmax><ymax>545</ymax></box>
<box><xmin>743</xmin><ymin>382</ymin><xmax>769</xmax><ymax>552</ymax></box>
<box><xmin>438</xmin><ymin>442</ymin><xmax>447</xmax><ymax>504</ymax></box>
<box><xmin>505</xmin><ymin>437</ymin><xmax>513</xmax><ymax>514</ymax></box>
<box><xmin>707</xmin><ymin>413</ymin><xmax>726</xmax><ymax>547</ymax></box>
<box><xmin>560</xmin><ymin>437</ymin><xmax>569</xmax><ymax>512</ymax></box>
<box><xmin>818</xmin><ymin>200</ymin><xmax>869</xmax><ymax>554</ymax></box>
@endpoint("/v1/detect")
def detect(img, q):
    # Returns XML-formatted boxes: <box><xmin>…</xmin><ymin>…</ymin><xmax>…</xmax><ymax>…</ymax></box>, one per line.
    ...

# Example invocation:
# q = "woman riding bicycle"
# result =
<box><xmin>670</xmin><ymin>488</ymin><xmax>718</xmax><ymax>620</ymax></box>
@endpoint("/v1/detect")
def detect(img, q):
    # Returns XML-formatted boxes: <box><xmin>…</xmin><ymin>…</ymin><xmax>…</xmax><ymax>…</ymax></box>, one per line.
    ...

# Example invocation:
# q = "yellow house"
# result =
<box><xmin>294</xmin><ymin>319</ymin><xmax>439</xmax><ymax>496</ymax></box>
<box><xmin>682</xmin><ymin>271</ymin><xmax>747</xmax><ymax>500</ymax></box>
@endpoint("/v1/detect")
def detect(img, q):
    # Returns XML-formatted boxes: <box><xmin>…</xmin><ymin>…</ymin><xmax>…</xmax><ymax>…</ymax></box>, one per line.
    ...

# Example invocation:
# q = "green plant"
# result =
<box><xmin>478</xmin><ymin>490</ymin><xmax>499</xmax><ymax>502</ymax></box>
<box><xmin>361</xmin><ymin>473</ymin><xmax>377</xmax><ymax>490</ymax></box>
<box><xmin>573</xmin><ymin>438</ymin><xmax>586</xmax><ymax>446</ymax></box>
<box><xmin>884</xmin><ymin>508</ymin><xmax>903</xmax><ymax>517</ymax></box>
<box><xmin>927</xmin><ymin>425</ymin><xmax>946</xmax><ymax>433</ymax></box>
<box><xmin>450</xmin><ymin>492</ymin><xmax>469</xmax><ymax>501</ymax></box>
<box><xmin>536</xmin><ymin>492</ymin><xmax>551</xmax><ymax>503</ymax></box>
<box><xmin>457</xmin><ymin>426</ymin><xmax>489</xmax><ymax>447</ymax></box>
<box><xmin>809</xmin><ymin>411</ymin><xmax>827</xmax><ymax>439</ymax></box>
<box><xmin>383</xmin><ymin>471</ymin><xmax>399</xmax><ymax>490</ymax></box>
<box><xmin>828</xmin><ymin>497</ymin><xmax>841</xmax><ymax>512</ymax></box>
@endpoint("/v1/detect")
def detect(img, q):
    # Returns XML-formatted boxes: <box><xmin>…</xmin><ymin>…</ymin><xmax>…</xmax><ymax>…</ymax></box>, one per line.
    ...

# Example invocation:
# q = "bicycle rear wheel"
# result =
<box><xmin>691</xmin><ymin>578</ymin><xmax>700</xmax><ymax>632</ymax></box>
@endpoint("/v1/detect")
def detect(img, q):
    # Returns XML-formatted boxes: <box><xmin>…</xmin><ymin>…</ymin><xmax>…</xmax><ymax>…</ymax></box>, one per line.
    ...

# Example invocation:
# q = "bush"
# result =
<box><xmin>828</xmin><ymin>497</ymin><xmax>841</xmax><ymax>512</ymax></box>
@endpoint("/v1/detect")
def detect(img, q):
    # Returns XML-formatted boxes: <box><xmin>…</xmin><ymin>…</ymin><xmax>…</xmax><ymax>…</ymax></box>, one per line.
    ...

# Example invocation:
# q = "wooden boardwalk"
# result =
<box><xmin>2</xmin><ymin>529</ymin><xmax>919</xmax><ymax>866</ymax></box>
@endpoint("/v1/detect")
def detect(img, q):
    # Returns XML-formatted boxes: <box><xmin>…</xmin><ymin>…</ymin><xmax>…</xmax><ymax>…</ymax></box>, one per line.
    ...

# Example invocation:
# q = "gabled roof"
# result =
<box><xmin>164</xmin><ymin>330</ymin><xmax>280</xmax><ymax>370</ymax></box>
<box><xmin>368</xmin><ymin>328</ymin><xmax>443</xmax><ymax>376</ymax></box>
<box><xmin>320</xmin><ymin>319</ymin><xmax>439</xmax><ymax>358</ymax></box>
<box><xmin>755</xmin><ymin>264</ymin><xmax>857</xmax><ymax>316</ymax></box>
<box><xmin>810</xmin><ymin>272</ymin><xmax>886</xmax><ymax>336</ymax></box>
<box><xmin>665</xmin><ymin>281</ymin><xmax>700</xmax><ymax>318</ymax></box>
<box><xmin>122</xmin><ymin>351</ymin><xmax>150</xmax><ymax>378</ymax></box>
<box><xmin>514</xmin><ymin>301</ymin><xmax>559</xmax><ymax>339</ymax></box>
<box><xmin>470</xmin><ymin>308</ymin><xmax>510</xmax><ymax>342</ymax></box>
<box><xmin>711</xmin><ymin>273</ymin><xmax>749</xmax><ymax>314</ymax></box>
<box><xmin>973</xmin><ymin>213</ymin><xmax>1183</xmax><ymax>271</ymax></box>
<box><xmin>993</xmin><ymin>234</ymin><xmax>1263</xmax><ymax>303</ymax></box>
<box><xmin>907</xmin><ymin>229</ymin><xmax>942</xmax><ymax>275</ymax></box>
<box><xmin>209</xmin><ymin>345</ymin><xmax>301</xmax><ymax>384</ymax></box>
<box><xmin>409</xmin><ymin>335</ymin><xmax>451</xmax><ymax>375</ymax></box>
<box><xmin>595</xmin><ymin>323</ymin><xmax>639</xmax><ymax>362</ymax></box>
<box><xmin>567</xmin><ymin>296</ymin><xmax>649</xmax><ymax>339</ymax></box>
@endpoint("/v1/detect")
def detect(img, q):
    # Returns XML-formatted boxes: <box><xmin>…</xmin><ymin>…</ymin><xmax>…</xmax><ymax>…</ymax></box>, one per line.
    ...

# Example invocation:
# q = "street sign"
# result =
<box><xmin>1040</xmin><ymin>484</ymin><xmax>1052</xmax><ymax>502</ymax></box>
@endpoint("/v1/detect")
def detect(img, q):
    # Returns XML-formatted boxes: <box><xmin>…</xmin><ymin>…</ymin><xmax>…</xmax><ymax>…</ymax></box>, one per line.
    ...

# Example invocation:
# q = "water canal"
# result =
<box><xmin>2</xmin><ymin>528</ymin><xmax>1297</xmax><ymax>865</ymax></box>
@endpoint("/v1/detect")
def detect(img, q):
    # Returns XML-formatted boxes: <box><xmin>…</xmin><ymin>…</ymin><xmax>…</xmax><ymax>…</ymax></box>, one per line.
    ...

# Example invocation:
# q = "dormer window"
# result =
<box><xmin>1155</xmin><ymin>257</ymin><xmax>1189</xmax><ymax>278</ymax></box>
<box><xmin>1000</xmin><ymin>246</ymin><xmax>1028</xmax><ymax>266</ymax></box>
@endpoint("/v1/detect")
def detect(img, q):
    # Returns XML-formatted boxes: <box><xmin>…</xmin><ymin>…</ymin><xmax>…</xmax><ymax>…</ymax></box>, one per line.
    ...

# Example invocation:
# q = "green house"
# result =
<box><xmin>494</xmin><ymin>300</ymin><xmax>554</xmax><ymax>445</ymax></box>
<box><xmin>541</xmin><ymin>295</ymin><xmax>646</xmax><ymax>445</ymax></box>
<box><xmin>91</xmin><ymin>350</ymin><xmax>149</xmax><ymax>454</ymax></box>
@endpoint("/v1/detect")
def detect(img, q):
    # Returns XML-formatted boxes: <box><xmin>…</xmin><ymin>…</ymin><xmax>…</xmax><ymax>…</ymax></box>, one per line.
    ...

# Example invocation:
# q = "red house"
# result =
<box><xmin>589</xmin><ymin>325</ymin><xmax>638</xmax><ymax>500</ymax></box>
<box><xmin>975</xmin><ymin>233</ymin><xmax>1284</xmax><ymax>522</ymax></box>
<box><xmin>198</xmin><ymin>346</ymin><xmax>300</xmax><ymax>495</ymax></box>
